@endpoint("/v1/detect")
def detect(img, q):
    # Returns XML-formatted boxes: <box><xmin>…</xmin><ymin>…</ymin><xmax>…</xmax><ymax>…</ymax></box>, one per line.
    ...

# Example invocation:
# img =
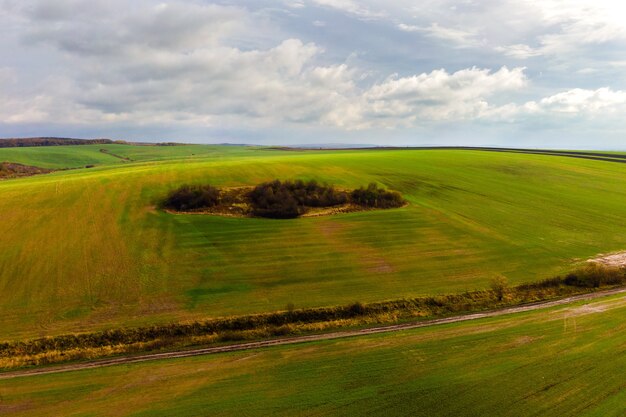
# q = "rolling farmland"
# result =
<box><xmin>1</xmin><ymin>292</ymin><xmax>624</xmax><ymax>416</ymax></box>
<box><xmin>2</xmin><ymin>145</ymin><xmax>626</xmax><ymax>341</ymax></box>
<box><xmin>4</xmin><ymin>2</ymin><xmax>624</xmax><ymax>414</ymax></box>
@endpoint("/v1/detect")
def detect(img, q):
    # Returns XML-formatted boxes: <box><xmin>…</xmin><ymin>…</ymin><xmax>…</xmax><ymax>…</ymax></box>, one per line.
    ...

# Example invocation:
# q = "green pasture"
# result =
<box><xmin>0</xmin><ymin>144</ymin><xmax>266</xmax><ymax>169</ymax></box>
<box><xmin>0</xmin><ymin>145</ymin><xmax>122</xmax><ymax>168</ymax></box>
<box><xmin>2</xmin><ymin>293</ymin><xmax>625</xmax><ymax>416</ymax></box>
<box><xmin>2</xmin><ymin>145</ymin><xmax>626</xmax><ymax>339</ymax></box>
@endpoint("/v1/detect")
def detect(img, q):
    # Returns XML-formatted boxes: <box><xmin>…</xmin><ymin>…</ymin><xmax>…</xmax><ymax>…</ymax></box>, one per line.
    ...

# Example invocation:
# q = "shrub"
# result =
<box><xmin>564</xmin><ymin>263</ymin><xmax>625</xmax><ymax>288</ymax></box>
<box><xmin>517</xmin><ymin>276</ymin><xmax>564</xmax><ymax>291</ymax></box>
<box><xmin>163</xmin><ymin>184</ymin><xmax>221</xmax><ymax>211</ymax></box>
<box><xmin>348</xmin><ymin>302</ymin><xmax>366</xmax><ymax>316</ymax></box>
<box><xmin>351</xmin><ymin>183</ymin><xmax>405</xmax><ymax>208</ymax></box>
<box><xmin>490</xmin><ymin>275</ymin><xmax>509</xmax><ymax>301</ymax></box>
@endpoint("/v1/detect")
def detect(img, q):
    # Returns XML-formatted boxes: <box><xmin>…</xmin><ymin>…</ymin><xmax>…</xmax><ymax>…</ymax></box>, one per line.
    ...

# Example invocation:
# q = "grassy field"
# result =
<box><xmin>2</xmin><ymin>293</ymin><xmax>625</xmax><ymax>416</ymax></box>
<box><xmin>0</xmin><ymin>144</ymin><xmax>265</xmax><ymax>169</ymax></box>
<box><xmin>2</xmin><ymin>145</ymin><xmax>626</xmax><ymax>340</ymax></box>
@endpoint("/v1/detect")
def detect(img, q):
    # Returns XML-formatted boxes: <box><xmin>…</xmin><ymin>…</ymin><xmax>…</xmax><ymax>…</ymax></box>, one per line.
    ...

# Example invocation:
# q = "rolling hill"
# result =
<box><xmin>2</xmin><ymin>145</ymin><xmax>626</xmax><ymax>341</ymax></box>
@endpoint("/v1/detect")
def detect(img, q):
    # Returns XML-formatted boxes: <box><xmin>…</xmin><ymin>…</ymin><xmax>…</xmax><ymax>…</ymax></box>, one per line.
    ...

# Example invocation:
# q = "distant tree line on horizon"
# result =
<box><xmin>0</xmin><ymin>137</ymin><xmax>123</xmax><ymax>148</ymax></box>
<box><xmin>163</xmin><ymin>179</ymin><xmax>406</xmax><ymax>218</ymax></box>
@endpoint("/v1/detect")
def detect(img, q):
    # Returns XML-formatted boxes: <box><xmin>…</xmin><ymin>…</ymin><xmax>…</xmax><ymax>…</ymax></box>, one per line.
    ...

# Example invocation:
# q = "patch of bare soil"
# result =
<box><xmin>564</xmin><ymin>304</ymin><xmax>608</xmax><ymax>316</ymax></box>
<box><xmin>0</xmin><ymin>162</ymin><xmax>53</xmax><ymax>179</ymax></box>
<box><xmin>300</xmin><ymin>204</ymin><xmax>365</xmax><ymax>217</ymax></box>
<box><xmin>588</xmin><ymin>251</ymin><xmax>626</xmax><ymax>268</ymax></box>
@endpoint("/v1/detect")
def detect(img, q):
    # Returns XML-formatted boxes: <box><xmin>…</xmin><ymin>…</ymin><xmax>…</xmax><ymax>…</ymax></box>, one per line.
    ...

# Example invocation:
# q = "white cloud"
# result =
<box><xmin>537</xmin><ymin>88</ymin><xmax>626</xmax><ymax>114</ymax></box>
<box><xmin>366</xmin><ymin>67</ymin><xmax>526</xmax><ymax>102</ymax></box>
<box><xmin>1</xmin><ymin>1</ymin><xmax>530</xmax><ymax>130</ymax></box>
<box><xmin>495</xmin><ymin>44</ymin><xmax>542</xmax><ymax>59</ymax></box>
<box><xmin>353</xmin><ymin>66</ymin><xmax>527</xmax><ymax>127</ymax></box>
<box><xmin>482</xmin><ymin>87</ymin><xmax>626</xmax><ymax>123</ymax></box>
<box><xmin>397</xmin><ymin>23</ymin><xmax>419</xmax><ymax>32</ymax></box>
<box><xmin>311</xmin><ymin>0</ymin><xmax>385</xmax><ymax>19</ymax></box>
<box><xmin>398</xmin><ymin>22</ymin><xmax>480</xmax><ymax>48</ymax></box>
<box><xmin>65</xmin><ymin>38</ymin><xmax>337</xmax><ymax>122</ymax></box>
<box><xmin>0</xmin><ymin>1</ymin><xmax>349</xmax><ymax>126</ymax></box>
<box><xmin>494</xmin><ymin>1</ymin><xmax>626</xmax><ymax>59</ymax></box>
<box><xmin>2</xmin><ymin>0</ymin><xmax>626</xmax><ymax>144</ymax></box>
<box><xmin>285</xmin><ymin>1</ymin><xmax>305</xmax><ymax>8</ymax></box>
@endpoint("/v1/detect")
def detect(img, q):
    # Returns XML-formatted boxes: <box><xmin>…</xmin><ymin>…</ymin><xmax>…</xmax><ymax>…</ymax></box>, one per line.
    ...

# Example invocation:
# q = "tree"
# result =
<box><xmin>163</xmin><ymin>184</ymin><xmax>221</xmax><ymax>211</ymax></box>
<box><xmin>490</xmin><ymin>275</ymin><xmax>509</xmax><ymax>301</ymax></box>
<box><xmin>350</xmin><ymin>183</ymin><xmax>405</xmax><ymax>208</ymax></box>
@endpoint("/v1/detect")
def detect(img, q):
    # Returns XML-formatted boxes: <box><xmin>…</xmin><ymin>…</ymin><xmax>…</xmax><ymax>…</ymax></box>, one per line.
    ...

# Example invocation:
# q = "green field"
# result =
<box><xmin>0</xmin><ymin>144</ymin><xmax>264</xmax><ymax>169</ymax></box>
<box><xmin>2</xmin><ymin>145</ymin><xmax>626</xmax><ymax>340</ymax></box>
<box><xmin>2</xmin><ymin>292</ymin><xmax>625</xmax><ymax>416</ymax></box>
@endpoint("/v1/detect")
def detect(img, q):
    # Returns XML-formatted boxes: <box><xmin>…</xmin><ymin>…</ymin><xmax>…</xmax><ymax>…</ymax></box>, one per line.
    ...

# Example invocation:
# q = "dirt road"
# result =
<box><xmin>1</xmin><ymin>287</ymin><xmax>625</xmax><ymax>380</ymax></box>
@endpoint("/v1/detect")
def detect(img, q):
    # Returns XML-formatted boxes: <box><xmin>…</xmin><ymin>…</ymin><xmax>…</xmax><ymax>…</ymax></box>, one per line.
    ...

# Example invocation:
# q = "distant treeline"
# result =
<box><xmin>163</xmin><ymin>179</ymin><xmax>406</xmax><ymax>218</ymax></box>
<box><xmin>0</xmin><ymin>137</ymin><xmax>125</xmax><ymax>148</ymax></box>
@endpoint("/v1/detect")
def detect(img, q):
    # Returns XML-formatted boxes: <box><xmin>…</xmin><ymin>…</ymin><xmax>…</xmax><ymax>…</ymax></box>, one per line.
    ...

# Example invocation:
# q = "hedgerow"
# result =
<box><xmin>1</xmin><ymin>263</ymin><xmax>623</xmax><ymax>368</ymax></box>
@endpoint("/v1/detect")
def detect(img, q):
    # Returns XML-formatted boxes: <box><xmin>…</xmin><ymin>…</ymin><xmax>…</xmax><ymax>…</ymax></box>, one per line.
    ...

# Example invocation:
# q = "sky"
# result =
<box><xmin>1</xmin><ymin>0</ymin><xmax>626</xmax><ymax>148</ymax></box>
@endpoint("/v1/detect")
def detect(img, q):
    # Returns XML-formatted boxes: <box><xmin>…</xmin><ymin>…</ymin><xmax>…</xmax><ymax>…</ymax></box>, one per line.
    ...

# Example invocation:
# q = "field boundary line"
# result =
<box><xmin>1</xmin><ymin>287</ymin><xmax>625</xmax><ymax>380</ymax></box>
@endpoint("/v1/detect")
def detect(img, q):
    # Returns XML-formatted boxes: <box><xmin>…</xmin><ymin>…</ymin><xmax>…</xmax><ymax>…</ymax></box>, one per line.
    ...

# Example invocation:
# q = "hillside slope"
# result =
<box><xmin>2</xmin><ymin>292</ymin><xmax>625</xmax><ymax>416</ymax></box>
<box><xmin>2</xmin><ymin>146</ymin><xmax>626</xmax><ymax>340</ymax></box>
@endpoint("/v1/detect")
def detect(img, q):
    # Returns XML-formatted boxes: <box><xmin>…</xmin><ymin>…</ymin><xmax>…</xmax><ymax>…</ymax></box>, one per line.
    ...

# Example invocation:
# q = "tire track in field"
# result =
<box><xmin>1</xmin><ymin>287</ymin><xmax>625</xmax><ymax>380</ymax></box>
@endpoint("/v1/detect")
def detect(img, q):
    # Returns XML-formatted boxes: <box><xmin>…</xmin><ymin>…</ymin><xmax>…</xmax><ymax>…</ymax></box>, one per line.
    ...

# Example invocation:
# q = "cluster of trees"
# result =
<box><xmin>163</xmin><ymin>184</ymin><xmax>221</xmax><ymax>211</ymax></box>
<box><xmin>350</xmin><ymin>183</ymin><xmax>405</xmax><ymax>208</ymax></box>
<box><xmin>0</xmin><ymin>137</ymin><xmax>120</xmax><ymax>148</ymax></box>
<box><xmin>249</xmin><ymin>180</ymin><xmax>349</xmax><ymax>218</ymax></box>
<box><xmin>163</xmin><ymin>179</ymin><xmax>406</xmax><ymax>218</ymax></box>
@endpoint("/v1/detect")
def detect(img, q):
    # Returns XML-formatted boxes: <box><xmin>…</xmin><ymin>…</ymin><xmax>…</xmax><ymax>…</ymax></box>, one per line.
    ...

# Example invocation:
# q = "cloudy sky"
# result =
<box><xmin>1</xmin><ymin>0</ymin><xmax>626</xmax><ymax>147</ymax></box>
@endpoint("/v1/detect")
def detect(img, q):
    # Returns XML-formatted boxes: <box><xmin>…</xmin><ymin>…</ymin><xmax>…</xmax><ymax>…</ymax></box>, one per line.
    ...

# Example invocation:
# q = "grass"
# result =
<box><xmin>1</xmin><ymin>293</ymin><xmax>625</xmax><ymax>416</ymax></box>
<box><xmin>3</xmin><ymin>145</ymin><xmax>626</xmax><ymax>341</ymax></box>
<box><xmin>0</xmin><ymin>145</ymin><xmax>123</xmax><ymax>169</ymax></box>
<box><xmin>0</xmin><ymin>143</ymin><xmax>267</xmax><ymax>169</ymax></box>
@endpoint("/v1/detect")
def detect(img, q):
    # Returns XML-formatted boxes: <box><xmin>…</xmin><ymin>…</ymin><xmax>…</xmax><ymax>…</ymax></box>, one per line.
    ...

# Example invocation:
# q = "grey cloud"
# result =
<box><xmin>1</xmin><ymin>0</ymin><xmax>626</xmax><ymax>146</ymax></box>
<box><xmin>20</xmin><ymin>1</ymin><xmax>245</xmax><ymax>55</ymax></box>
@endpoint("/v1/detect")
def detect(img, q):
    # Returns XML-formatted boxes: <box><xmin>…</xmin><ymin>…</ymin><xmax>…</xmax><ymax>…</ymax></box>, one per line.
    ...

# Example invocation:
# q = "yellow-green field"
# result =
<box><xmin>2</xmin><ymin>145</ymin><xmax>626</xmax><ymax>340</ymax></box>
<box><xmin>2</xmin><ymin>292</ymin><xmax>625</xmax><ymax>416</ymax></box>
